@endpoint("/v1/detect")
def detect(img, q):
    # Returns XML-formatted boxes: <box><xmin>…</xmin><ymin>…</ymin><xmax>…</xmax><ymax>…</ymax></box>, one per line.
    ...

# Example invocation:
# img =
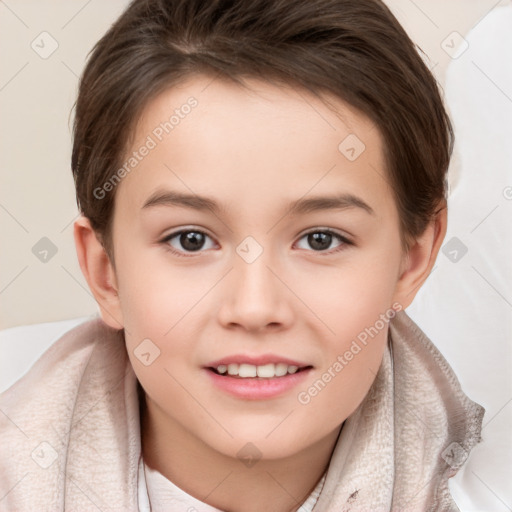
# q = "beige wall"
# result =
<box><xmin>0</xmin><ymin>0</ymin><xmax>509</xmax><ymax>329</ymax></box>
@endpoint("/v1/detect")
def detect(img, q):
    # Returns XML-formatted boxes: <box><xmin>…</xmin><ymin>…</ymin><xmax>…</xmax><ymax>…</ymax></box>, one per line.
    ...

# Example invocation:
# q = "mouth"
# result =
<box><xmin>208</xmin><ymin>362</ymin><xmax>313</xmax><ymax>379</ymax></box>
<box><xmin>203</xmin><ymin>356</ymin><xmax>313</xmax><ymax>400</ymax></box>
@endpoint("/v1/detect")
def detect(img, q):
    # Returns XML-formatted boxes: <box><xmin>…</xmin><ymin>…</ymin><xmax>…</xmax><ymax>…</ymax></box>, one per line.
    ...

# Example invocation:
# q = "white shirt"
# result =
<box><xmin>137</xmin><ymin>455</ymin><xmax>326</xmax><ymax>512</ymax></box>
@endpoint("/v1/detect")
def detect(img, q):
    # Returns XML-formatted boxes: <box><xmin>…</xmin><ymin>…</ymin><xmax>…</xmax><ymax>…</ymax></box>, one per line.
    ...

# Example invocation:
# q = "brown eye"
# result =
<box><xmin>179</xmin><ymin>231</ymin><xmax>206</xmax><ymax>251</ymax></box>
<box><xmin>308</xmin><ymin>232</ymin><xmax>332</xmax><ymax>251</ymax></box>
<box><xmin>295</xmin><ymin>229</ymin><xmax>351</xmax><ymax>253</ymax></box>
<box><xmin>162</xmin><ymin>229</ymin><xmax>215</xmax><ymax>255</ymax></box>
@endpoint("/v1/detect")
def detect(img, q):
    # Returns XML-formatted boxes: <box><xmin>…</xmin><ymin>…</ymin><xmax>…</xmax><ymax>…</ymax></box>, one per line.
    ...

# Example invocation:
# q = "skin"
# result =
<box><xmin>74</xmin><ymin>74</ymin><xmax>446</xmax><ymax>512</ymax></box>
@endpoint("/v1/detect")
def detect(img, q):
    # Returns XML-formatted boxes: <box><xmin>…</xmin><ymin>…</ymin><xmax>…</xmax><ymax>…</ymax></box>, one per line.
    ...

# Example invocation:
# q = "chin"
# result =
<box><xmin>201</xmin><ymin>423</ymin><xmax>319</xmax><ymax>462</ymax></box>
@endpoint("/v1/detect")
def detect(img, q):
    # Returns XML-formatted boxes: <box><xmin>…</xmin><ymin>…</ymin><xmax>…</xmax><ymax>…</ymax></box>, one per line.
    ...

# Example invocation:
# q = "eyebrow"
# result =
<box><xmin>142</xmin><ymin>189</ymin><xmax>375</xmax><ymax>216</ymax></box>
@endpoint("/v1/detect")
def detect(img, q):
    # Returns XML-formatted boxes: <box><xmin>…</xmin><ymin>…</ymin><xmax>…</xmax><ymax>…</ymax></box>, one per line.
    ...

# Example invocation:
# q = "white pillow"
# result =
<box><xmin>406</xmin><ymin>4</ymin><xmax>512</xmax><ymax>510</ymax></box>
<box><xmin>0</xmin><ymin>316</ymin><xmax>91</xmax><ymax>394</ymax></box>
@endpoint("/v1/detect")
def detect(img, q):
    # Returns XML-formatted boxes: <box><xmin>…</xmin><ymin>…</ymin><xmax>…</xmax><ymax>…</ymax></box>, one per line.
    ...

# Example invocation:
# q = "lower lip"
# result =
<box><xmin>204</xmin><ymin>368</ymin><xmax>312</xmax><ymax>400</ymax></box>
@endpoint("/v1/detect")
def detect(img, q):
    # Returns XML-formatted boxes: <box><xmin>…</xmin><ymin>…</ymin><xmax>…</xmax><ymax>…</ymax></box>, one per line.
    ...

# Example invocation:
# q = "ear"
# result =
<box><xmin>392</xmin><ymin>201</ymin><xmax>447</xmax><ymax>309</ymax></box>
<box><xmin>73</xmin><ymin>216</ymin><xmax>124</xmax><ymax>329</ymax></box>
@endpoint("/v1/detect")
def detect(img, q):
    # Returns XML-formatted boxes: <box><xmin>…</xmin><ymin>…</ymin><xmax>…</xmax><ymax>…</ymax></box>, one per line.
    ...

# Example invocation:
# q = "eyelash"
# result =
<box><xmin>160</xmin><ymin>227</ymin><xmax>353</xmax><ymax>258</ymax></box>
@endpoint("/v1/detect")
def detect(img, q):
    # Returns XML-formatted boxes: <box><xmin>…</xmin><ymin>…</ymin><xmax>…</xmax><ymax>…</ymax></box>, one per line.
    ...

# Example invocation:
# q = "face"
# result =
<box><xmin>108</xmin><ymin>74</ymin><xmax>406</xmax><ymax>460</ymax></box>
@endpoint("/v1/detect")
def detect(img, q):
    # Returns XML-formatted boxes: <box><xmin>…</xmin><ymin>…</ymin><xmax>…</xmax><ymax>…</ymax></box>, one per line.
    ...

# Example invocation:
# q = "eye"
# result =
<box><xmin>295</xmin><ymin>229</ymin><xmax>351</xmax><ymax>253</ymax></box>
<box><xmin>161</xmin><ymin>227</ymin><xmax>352</xmax><ymax>257</ymax></box>
<box><xmin>161</xmin><ymin>228</ymin><xmax>216</xmax><ymax>256</ymax></box>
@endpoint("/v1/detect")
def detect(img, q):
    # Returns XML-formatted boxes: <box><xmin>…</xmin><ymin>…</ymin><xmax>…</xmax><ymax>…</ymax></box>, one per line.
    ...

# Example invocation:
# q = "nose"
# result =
<box><xmin>217</xmin><ymin>250</ymin><xmax>294</xmax><ymax>333</ymax></box>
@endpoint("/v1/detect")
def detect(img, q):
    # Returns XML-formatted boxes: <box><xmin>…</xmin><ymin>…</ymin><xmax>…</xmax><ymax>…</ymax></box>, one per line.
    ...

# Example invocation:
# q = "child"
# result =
<box><xmin>0</xmin><ymin>0</ymin><xmax>485</xmax><ymax>510</ymax></box>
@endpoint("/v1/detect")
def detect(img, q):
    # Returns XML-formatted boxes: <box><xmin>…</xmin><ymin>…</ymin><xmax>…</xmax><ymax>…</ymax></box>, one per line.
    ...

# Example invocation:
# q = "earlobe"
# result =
<box><xmin>73</xmin><ymin>216</ymin><xmax>124</xmax><ymax>329</ymax></box>
<box><xmin>392</xmin><ymin>203</ymin><xmax>447</xmax><ymax>309</ymax></box>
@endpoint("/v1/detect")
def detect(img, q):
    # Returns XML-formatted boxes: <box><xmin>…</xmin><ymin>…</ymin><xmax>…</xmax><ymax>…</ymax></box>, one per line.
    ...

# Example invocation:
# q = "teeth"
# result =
<box><xmin>256</xmin><ymin>364</ymin><xmax>274</xmax><ymax>378</ymax></box>
<box><xmin>275</xmin><ymin>363</ymin><xmax>288</xmax><ymax>377</ymax></box>
<box><xmin>215</xmin><ymin>363</ymin><xmax>304</xmax><ymax>378</ymax></box>
<box><xmin>239</xmin><ymin>364</ymin><xmax>257</xmax><ymax>378</ymax></box>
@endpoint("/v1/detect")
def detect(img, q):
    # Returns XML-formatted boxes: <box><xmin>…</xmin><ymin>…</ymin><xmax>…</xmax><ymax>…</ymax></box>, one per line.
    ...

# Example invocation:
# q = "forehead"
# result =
<box><xmin>116</xmin><ymin>73</ymin><xmax>393</xmax><ymax>219</ymax></box>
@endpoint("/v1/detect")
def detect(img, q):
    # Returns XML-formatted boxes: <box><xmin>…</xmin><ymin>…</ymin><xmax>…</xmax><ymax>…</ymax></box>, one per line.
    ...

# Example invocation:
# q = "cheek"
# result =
<box><xmin>295</xmin><ymin>266</ymin><xmax>394</xmax><ymax>425</ymax></box>
<box><xmin>295</xmin><ymin>329</ymin><xmax>388</xmax><ymax>438</ymax></box>
<box><xmin>114</xmin><ymin>245</ymin><xmax>212</xmax><ymax>335</ymax></box>
<box><xmin>295</xmin><ymin>247</ymin><xmax>400</xmax><ymax>339</ymax></box>
<box><xmin>291</xmin><ymin>251</ymin><xmax>398</xmax><ymax>418</ymax></box>
<box><xmin>114</xmin><ymin>249</ymin><xmax>217</xmax><ymax>392</ymax></box>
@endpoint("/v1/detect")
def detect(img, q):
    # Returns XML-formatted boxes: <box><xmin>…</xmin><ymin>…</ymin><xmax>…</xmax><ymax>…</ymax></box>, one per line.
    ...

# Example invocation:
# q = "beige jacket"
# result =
<box><xmin>0</xmin><ymin>311</ymin><xmax>484</xmax><ymax>511</ymax></box>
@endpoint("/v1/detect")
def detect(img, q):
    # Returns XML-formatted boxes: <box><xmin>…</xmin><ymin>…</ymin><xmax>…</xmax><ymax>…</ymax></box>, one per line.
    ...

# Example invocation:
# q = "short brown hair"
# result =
<box><xmin>71</xmin><ymin>0</ymin><xmax>454</xmax><ymax>259</ymax></box>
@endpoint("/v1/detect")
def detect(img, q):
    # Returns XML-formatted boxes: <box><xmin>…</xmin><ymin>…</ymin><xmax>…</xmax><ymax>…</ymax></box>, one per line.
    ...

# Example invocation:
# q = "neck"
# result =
<box><xmin>140</xmin><ymin>393</ymin><xmax>342</xmax><ymax>512</ymax></box>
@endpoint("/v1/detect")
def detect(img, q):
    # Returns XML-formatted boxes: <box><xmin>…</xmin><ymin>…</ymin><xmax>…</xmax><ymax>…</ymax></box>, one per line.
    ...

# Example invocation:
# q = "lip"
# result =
<box><xmin>204</xmin><ymin>368</ymin><xmax>312</xmax><ymax>400</ymax></box>
<box><xmin>203</xmin><ymin>354</ymin><xmax>313</xmax><ymax>400</ymax></box>
<box><xmin>205</xmin><ymin>354</ymin><xmax>310</xmax><ymax>368</ymax></box>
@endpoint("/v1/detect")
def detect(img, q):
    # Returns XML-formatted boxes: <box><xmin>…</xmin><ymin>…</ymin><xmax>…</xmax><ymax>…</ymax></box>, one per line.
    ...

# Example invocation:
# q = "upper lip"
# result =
<box><xmin>205</xmin><ymin>354</ymin><xmax>311</xmax><ymax>368</ymax></box>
